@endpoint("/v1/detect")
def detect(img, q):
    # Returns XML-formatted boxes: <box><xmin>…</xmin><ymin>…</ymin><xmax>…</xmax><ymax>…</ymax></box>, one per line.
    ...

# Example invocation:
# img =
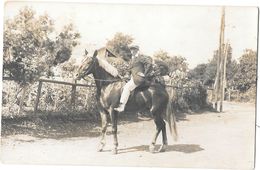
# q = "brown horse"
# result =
<box><xmin>76</xmin><ymin>49</ymin><xmax>177</xmax><ymax>154</ymax></box>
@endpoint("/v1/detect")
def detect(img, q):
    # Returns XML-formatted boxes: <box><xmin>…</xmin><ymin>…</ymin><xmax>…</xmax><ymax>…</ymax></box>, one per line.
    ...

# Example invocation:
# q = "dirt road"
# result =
<box><xmin>1</xmin><ymin>102</ymin><xmax>255</xmax><ymax>169</ymax></box>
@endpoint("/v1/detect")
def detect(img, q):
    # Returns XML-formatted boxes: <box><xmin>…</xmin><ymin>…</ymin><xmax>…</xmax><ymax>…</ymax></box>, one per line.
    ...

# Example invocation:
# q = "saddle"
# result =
<box><xmin>135</xmin><ymin>78</ymin><xmax>152</xmax><ymax>91</ymax></box>
<box><xmin>134</xmin><ymin>75</ymin><xmax>166</xmax><ymax>92</ymax></box>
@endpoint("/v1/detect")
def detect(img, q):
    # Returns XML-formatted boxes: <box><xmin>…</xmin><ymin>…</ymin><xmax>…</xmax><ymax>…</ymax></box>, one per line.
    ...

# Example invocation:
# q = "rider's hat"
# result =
<box><xmin>130</xmin><ymin>45</ymin><xmax>140</xmax><ymax>51</ymax></box>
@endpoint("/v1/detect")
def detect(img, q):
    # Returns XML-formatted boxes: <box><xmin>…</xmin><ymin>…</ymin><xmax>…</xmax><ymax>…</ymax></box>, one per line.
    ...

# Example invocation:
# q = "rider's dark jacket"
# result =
<box><xmin>130</xmin><ymin>54</ymin><xmax>153</xmax><ymax>85</ymax></box>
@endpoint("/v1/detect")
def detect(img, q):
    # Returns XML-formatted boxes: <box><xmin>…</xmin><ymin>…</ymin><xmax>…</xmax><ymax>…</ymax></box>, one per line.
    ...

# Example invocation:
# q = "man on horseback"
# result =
<box><xmin>114</xmin><ymin>45</ymin><xmax>153</xmax><ymax>112</ymax></box>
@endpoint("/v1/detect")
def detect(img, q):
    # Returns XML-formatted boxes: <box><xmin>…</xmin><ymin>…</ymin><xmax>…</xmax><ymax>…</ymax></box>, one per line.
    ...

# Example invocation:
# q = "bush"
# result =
<box><xmin>173</xmin><ymin>81</ymin><xmax>209</xmax><ymax>113</ymax></box>
<box><xmin>2</xmin><ymin>80</ymin><xmax>98</xmax><ymax>119</ymax></box>
<box><xmin>231</xmin><ymin>85</ymin><xmax>256</xmax><ymax>103</ymax></box>
<box><xmin>167</xmin><ymin>71</ymin><xmax>210</xmax><ymax>113</ymax></box>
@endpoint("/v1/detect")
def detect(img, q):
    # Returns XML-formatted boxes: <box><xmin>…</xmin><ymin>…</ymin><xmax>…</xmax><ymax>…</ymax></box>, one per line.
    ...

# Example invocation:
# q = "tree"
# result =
<box><xmin>189</xmin><ymin>43</ymin><xmax>238</xmax><ymax>87</ymax></box>
<box><xmin>153</xmin><ymin>50</ymin><xmax>170</xmax><ymax>61</ymax></box>
<box><xmin>4</xmin><ymin>7</ymin><xmax>53</xmax><ymax>84</ymax></box>
<box><xmin>232</xmin><ymin>49</ymin><xmax>257</xmax><ymax>92</ymax></box>
<box><xmin>188</xmin><ymin>64</ymin><xmax>207</xmax><ymax>83</ymax></box>
<box><xmin>3</xmin><ymin>7</ymin><xmax>80</xmax><ymax>113</ymax></box>
<box><xmin>153</xmin><ymin>50</ymin><xmax>188</xmax><ymax>73</ymax></box>
<box><xmin>53</xmin><ymin>24</ymin><xmax>81</xmax><ymax>66</ymax></box>
<box><xmin>60</xmin><ymin>59</ymin><xmax>77</xmax><ymax>78</ymax></box>
<box><xmin>106</xmin><ymin>32</ymin><xmax>134</xmax><ymax>61</ymax></box>
<box><xmin>3</xmin><ymin>7</ymin><xmax>80</xmax><ymax>85</ymax></box>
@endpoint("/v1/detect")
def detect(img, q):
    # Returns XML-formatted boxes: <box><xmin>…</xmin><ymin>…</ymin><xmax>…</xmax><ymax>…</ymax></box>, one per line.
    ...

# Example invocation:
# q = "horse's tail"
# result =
<box><xmin>166</xmin><ymin>95</ymin><xmax>178</xmax><ymax>141</ymax></box>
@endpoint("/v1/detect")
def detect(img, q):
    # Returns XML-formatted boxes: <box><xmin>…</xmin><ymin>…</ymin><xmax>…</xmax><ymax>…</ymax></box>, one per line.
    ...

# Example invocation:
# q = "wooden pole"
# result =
<box><xmin>18</xmin><ymin>85</ymin><xmax>28</xmax><ymax>114</ymax></box>
<box><xmin>71</xmin><ymin>84</ymin><xmax>76</xmax><ymax>110</ymax></box>
<box><xmin>213</xmin><ymin>50</ymin><xmax>220</xmax><ymax>110</ymax></box>
<box><xmin>219</xmin><ymin>8</ymin><xmax>226</xmax><ymax>112</ymax></box>
<box><xmin>214</xmin><ymin>7</ymin><xmax>225</xmax><ymax>111</ymax></box>
<box><xmin>220</xmin><ymin>42</ymin><xmax>229</xmax><ymax>112</ymax></box>
<box><xmin>228</xmin><ymin>88</ymin><xmax>231</xmax><ymax>101</ymax></box>
<box><xmin>219</xmin><ymin>45</ymin><xmax>224</xmax><ymax>112</ymax></box>
<box><xmin>34</xmin><ymin>80</ymin><xmax>43</xmax><ymax>113</ymax></box>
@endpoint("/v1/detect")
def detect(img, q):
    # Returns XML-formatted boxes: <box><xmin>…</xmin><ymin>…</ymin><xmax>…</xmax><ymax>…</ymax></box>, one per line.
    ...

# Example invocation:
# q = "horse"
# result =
<box><xmin>75</xmin><ymin>49</ymin><xmax>178</xmax><ymax>154</ymax></box>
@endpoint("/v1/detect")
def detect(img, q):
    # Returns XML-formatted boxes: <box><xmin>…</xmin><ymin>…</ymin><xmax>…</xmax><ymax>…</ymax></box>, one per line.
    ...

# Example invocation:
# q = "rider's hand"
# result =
<box><xmin>117</xmin><ymin>74</ymin><xmax>123</xmax><ymax>79</ymax></box>
<box><xmin>137</xmin><ymin>72</ymin><xmax>145</xmax><ymax>77</ymax></box>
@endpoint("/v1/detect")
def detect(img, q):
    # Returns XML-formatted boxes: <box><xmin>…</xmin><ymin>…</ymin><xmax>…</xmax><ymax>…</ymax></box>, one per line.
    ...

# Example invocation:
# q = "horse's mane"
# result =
<box><xmin>96</xmin><ymin>56</ymin><xmax>119</xmax><ymax>78</ymax></box>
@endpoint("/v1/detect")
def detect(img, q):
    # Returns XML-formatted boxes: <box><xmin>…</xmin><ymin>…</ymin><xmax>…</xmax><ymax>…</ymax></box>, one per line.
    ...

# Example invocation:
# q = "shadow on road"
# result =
<box><xmin>1</xmin><ymin>113</ymin><xmax>148</xmax><ymax>139</ymax></box>
<box><xmin>117</xmin><ymin>144</ymin><xmax>204</xmax><ymax>154</ymax></box>
<box><xmin>1</xmin><ymin>107</ymin><xmax>215</xmax><ymax>140</ymax></box>
<box><xmin>1</xmin><ymin>115</ymin><xmax>102</xmax><ymax>139</ymax></box>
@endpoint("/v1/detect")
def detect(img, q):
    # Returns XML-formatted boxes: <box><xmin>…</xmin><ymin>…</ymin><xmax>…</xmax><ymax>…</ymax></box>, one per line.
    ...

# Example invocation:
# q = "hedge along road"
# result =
<box><xmin>1</xmin><ymin>102</ymin><xmax>255</xmax><ymax>169</ymax></box>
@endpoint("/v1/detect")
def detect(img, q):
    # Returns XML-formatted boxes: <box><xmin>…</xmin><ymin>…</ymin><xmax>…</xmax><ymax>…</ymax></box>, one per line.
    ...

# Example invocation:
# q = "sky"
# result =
<box><xmin>4</xmin><ymin>1</ymin><xmax>258</xmax><ymax>68</ymax></box>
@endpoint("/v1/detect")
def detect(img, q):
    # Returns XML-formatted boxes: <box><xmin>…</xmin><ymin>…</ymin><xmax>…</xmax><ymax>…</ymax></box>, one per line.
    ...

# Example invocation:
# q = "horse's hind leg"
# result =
<box><xmin>150</xmin><ymin>117</ymin><xmax>161</xmax><ymax>153</ymax></box>
<box><xmin>149</xmin><ymin>112</ymin><xmax>163</xmax><ymax>153</ymax></box>
<box><xmin>159</xmin><ymin>119</ymin><xmax>168</xmax><ymax>152</ymax></box>
<box><xmin>97</xmin><ymin>110</ymin><xmax>109</xmax><ymax>152</ymax></box>
<box><xmin>150</xmin><ymin>110</ymin><xmax>168</xmax><ymax>153</ymax></box>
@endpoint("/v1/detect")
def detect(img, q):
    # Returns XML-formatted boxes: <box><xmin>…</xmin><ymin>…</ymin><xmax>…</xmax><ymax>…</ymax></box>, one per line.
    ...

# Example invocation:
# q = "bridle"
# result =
<box><xmin>79</xmin><ymin>57</ymin><xmax>122</xmax><ymax>83</ymax></box>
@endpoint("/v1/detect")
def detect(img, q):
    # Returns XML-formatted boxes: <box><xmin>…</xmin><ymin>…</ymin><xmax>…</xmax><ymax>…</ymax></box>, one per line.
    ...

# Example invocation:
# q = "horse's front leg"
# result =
<box><xmin>97</xmin><ymin>110</ymin><xmax>109</xmax><ymax>152</ymax></box>
<box><xmin>109</xmin><ymin>108</ymin><xmax>118</xmax><ymax>154</ymax></box>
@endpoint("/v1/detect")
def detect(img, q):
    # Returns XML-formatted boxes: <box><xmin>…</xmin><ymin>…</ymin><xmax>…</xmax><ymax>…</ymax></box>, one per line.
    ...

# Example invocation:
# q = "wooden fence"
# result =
<box><xmin>207</xmin><ymin>88</ymin><xmax>239</xmax><ymax>102</ymax></box>
<box><xmin>4</xmin><ymin>77</ymin><xmax>239</xmax><ymax>114</ymax></box>
<box><xmin>34</xmin><ymin>78</ymin><xmax>95</xmax><ymax>112</ymax></box>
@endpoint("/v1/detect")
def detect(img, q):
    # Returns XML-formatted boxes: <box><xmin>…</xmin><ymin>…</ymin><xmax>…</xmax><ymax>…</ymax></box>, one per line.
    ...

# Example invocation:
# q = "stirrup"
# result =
<box><xmin>114</xmin><ymin>104</ymin><xmax>125</xmax><ymax>112</ymax></box>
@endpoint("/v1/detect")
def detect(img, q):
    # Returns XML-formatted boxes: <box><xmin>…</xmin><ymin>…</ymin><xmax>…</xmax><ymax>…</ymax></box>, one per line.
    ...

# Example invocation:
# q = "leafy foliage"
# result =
<box><xmin>2</xmin><ymin>80</ymin><xmax>98</xmax><ymax>119</ymax></box>
<box><xmin>189</xmin><ymin>44</ymin><xmax>256</xmax><ymax>102</ymax></box>
<box><xmin>232</xmin><ymin>49</ymin><xmax>257</xmax><ymax>92</ymax></box>
<box><xmin>153</xmin><ymin>50</ymin><xmax>188</xmax><ymax>73</ymax></box>
<box><xmin>167</xmin><ymin>72</ymin><xmax>209</xmax><ymax>113</ymax></box>
<box><xmin>53</xmin><ymin>24</ymin><xmax>81</xmax><ymax>65</ymax></box>
<box><xmin>189</xmin><ymin>44</ymin><xmax>238</xmax><ymax>87</ymax></box>
<box><xmin>106</xmin><ymin>32</ymin><xmax>134</xmax><ymax>61</ymax></box>
<box><xmin>3</xmin><ymin>7</ymin><xmax>80</xmax><ymax>85</ymax></box>
<box><xmin>188</xmin><ymin>64</ymin><xmax>207</xmax><ymax>83</ymax></box>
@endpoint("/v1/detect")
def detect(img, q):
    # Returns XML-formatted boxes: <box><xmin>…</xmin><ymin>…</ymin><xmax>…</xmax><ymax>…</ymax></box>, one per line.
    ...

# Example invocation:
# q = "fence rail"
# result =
<box><xmin>34</xmin><ymin>78</ymin><xmax>96</xmax><ymax>113</ymax></box>
<box><xmin>4</xmin><ymin>77</ymin><xmax>239</xmax><ymax>114</ymax></box>
<box><xmin>38</xmin><ymin>78</ymin><xmax>96</xmax><ymax>87</ymax></box>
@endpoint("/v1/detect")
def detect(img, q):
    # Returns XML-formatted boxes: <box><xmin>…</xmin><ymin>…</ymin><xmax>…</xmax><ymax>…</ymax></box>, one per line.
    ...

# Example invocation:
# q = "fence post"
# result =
<box><xmin>228</xmin><ymin>88</ymin><xmax>231</xmax><ymax>101</ymax></box>
<box><xmin>34</xmin><ymin>80</ymin><xmax>43</xmax><ymax>113</ymax></box>
<box><xmin>71</xmin><ymin>84</ymin><xmax>76</xmax><ymax>110</ymax></box>
<box><xmin>18</xmin><ymin>85</ymin><xmax>28</xmax><ymax>114</ymax></box>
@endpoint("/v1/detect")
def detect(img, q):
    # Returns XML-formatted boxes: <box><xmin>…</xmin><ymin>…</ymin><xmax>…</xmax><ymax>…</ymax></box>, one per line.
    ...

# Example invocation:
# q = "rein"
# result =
<box><xmin>82</xmin><ymin>76</ymin><xmax>123</xmax><ymax>83</ymax></box>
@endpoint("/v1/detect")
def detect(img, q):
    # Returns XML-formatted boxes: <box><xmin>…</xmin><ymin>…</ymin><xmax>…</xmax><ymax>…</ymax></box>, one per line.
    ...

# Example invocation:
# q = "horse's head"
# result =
<box><xmin>75</xmin><ymin>50</ymin><xmax>98</xmax><ymax>80</ymax></box>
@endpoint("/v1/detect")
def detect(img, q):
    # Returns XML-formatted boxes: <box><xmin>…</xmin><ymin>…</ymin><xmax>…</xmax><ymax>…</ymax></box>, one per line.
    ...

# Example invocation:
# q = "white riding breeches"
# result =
<box><xmin>120</xmin><ymin>76</ymin><xmax>138</xmax><ymax>105</ymax></box>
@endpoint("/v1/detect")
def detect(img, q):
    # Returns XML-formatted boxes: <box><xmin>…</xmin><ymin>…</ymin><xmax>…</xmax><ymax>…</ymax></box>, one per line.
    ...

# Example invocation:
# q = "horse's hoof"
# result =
<box><xmin>97</xmin><ymin>144</ymin><xmax>104</xmax><ymax>152</ymax></box>
<box><xmin>112</xmin><ymin>149</ymin><xmax>118</xmax><ymax>155</ymax></box>
<box><xmin>149</xmin><ymin>145</ymin><xmax>156</xmax><ymax>153</ymax></box>
<box><xmin>158</xmin><ymin>145</ymin><xmax>167</xmax><ymax>152</ymax></box>
<box><xmin>97</xmin><ymin>148</ymin><xmax>103</xmax><ymax>152</ymax></box>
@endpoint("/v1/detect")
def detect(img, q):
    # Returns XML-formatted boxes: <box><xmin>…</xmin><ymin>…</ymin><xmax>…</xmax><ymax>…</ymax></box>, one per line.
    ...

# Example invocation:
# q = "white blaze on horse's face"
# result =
<box><xmin>77</xmin><ymin>56</ymin><xmax>94</xmax><ymax>79</ymax></box>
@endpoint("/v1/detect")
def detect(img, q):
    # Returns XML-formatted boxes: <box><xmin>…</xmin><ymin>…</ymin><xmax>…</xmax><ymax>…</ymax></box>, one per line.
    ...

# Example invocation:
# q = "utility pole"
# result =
<box><xmin>213</xmin><ymin>49</ymin><xmax>220</xmax><ymax>110</ymax></box>
<box><xmin>220</xmin><ymin>42</ymin><xmax>229</xmax><ymax>112</ymax></box>
<box><xmin>214</xmin><ymin>7</ymin><xmax>226</xmax><ymax>112</ymax></box>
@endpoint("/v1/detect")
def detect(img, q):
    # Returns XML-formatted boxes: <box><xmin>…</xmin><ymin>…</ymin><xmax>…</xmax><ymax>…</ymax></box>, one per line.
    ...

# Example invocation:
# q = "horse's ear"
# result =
<box><xmin>93</xmin><ymin>50</ymin><xmax>98</xmax><ymax>58</ymax></box>
<box><xmin>85</xmin><ymin>49</ymin><xmax>88</xmax><ymax>56</ymax></box>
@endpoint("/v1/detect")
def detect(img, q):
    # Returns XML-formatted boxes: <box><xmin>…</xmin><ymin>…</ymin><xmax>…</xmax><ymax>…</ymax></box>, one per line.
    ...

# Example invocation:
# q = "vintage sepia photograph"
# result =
<box><xmin>1</xmin><ymin>1</ymin><xmax>258</xmax><ymax>170</ymax></box>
